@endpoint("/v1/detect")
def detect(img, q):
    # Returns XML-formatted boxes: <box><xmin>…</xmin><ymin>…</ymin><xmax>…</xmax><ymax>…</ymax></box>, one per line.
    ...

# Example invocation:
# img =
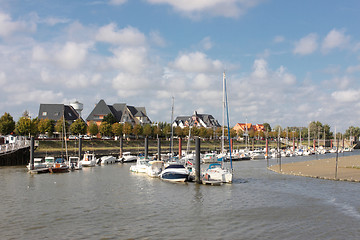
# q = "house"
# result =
<box><xmin>233</xmin><ymin>123</ymin><xmax>265</xmax><ymax>134</ymax></box>
<box><xmin>173</xmin><ymin>111</ymin><xmax>220</xmax><ymax>129</ymax></box>
<box><xmin>86</xmin><ymin>99</ymin><xmax>151</xmax><ymax>126</ymax></box>
<box><xmin>38</xmin><ymin>104</ymin><xmax>81</xmax><ymax>124</ymax></box>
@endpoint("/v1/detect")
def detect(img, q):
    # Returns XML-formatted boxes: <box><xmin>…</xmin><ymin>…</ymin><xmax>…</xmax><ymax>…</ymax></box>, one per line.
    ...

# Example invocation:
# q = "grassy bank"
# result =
<box><xmin>36</xmin><ymin>138</ymin><xmax>285</xmax><ymax>155</ymax></box>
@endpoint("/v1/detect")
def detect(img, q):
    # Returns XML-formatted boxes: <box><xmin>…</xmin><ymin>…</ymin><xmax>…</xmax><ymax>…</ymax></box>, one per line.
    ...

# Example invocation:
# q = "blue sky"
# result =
<box><xmin>1</xmin><ymin>0</ymin><xmax>360</xmax><ymax>132</ymax></box>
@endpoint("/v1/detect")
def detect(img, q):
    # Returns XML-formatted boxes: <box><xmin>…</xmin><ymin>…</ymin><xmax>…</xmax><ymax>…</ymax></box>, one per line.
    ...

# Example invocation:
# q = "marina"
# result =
<box><xmin>0</xmin><ymin>151</ymin><xmax>360</xmax><ymax>239</ymax></box>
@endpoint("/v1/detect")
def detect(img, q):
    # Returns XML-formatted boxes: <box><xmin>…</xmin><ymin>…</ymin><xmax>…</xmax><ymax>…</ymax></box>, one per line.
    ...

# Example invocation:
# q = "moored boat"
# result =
<box><xmin>159</xmin><ymin>163</ymin><xmax>190</xmax><ymax>182</ymax></box>
<box><xmin>202</xmin><ymin>163</ymin><xmax>233</xmax><ymax>183</ymax></box>
<box><xmin>80</xmin><ymin>152</ymin><xmax>97</xmax><ymax>167</ymax></box>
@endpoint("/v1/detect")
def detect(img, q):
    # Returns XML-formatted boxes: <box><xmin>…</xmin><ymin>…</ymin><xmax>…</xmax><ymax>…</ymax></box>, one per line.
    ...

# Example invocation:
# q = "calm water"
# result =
<box><xmin>1</xmin><ymin>152</ymin><xmax>360</xmax><ymax>240</ymax></box>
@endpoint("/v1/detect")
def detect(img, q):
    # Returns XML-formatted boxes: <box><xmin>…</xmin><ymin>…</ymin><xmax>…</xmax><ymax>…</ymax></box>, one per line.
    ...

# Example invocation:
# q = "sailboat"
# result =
<box><xmin>203</xmin><ymin>72</ymin><xmax>233</xmax><ymax>183</ymax></box>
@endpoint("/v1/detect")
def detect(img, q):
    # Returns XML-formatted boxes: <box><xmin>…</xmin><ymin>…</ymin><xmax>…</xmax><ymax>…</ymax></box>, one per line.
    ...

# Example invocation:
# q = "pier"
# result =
<box><xmin>0</xmin><ymin>138</ymin><xmax>37</xmax><ymax>166</ymax></box>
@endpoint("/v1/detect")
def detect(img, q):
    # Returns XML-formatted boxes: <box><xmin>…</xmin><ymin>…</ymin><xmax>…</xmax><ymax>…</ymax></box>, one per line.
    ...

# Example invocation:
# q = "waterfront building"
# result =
<box><xmin>173</xmin><ymin>111</ymin><xmax>220</xmax><ymax>129</ymax></box>
<box><xmin>38</xmin><ymin>104</ymin><xmax>82</xmax><ymax>124</ymax></box>
<box><xmin>233</xmin><ymin>123</ymin><xmax>265</xmax><ymax>134</ymax></box>
<box><xmin>86</xmin><ymin>99</ymin><xmax>151</xmax><ymax>126</ymax></box>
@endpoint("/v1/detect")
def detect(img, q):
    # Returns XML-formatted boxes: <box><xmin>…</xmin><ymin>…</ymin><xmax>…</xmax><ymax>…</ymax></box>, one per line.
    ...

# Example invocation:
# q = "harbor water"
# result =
<box><xmin>1</xmin><ymin>152</ymin><xmax>360</xmax><ymax>239</ymax></box>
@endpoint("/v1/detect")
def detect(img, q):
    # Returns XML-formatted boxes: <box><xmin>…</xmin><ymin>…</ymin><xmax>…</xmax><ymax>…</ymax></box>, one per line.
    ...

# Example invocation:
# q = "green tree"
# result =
<box><xmin>112</xmin><ymin>122</ymin><xmax>123</xmax><ymax>137</ymax></box>
<box><xmin>123</xmin><ymin>122</ymin><xmax>132</xmax><ymax>137</ymax></box>
<box><xmin>263</xmin><ymin>122</ymin><xmax>271</xmax><ymax>132</ymax></box>
<box><xmin>103</xmin><ymin>113</ymin><xmax>117</xmax><ymax>125</ymax></box>
<box><xmin>15</xmin><ymin>117</ymin><xmax>32</xmax><ymax>136</ymax></box>
<box><xmin>88</xmin><ymin>121</ymin><xmax>99</xmax><ymax>136</ymax></box>
<box><xmin>54</xmin><ymin>118</ymin><xmax>69</xmax><ymax>137</ymax></box>
<box><xmin>70</xmin><ymin>119</ymin><xmax>87</xmax><ymax>135</ymax></box>
<box><xmin>142</xmin><ymin>124</ymin><xmax>152</xmax><ymax>137</ymax></box>
<box><xmin>38</xmin><ymin>118</ymin><xmax>54</xmax><ymax>136</ymax></box>
<box><xmin>99</xmin><ymin>122</ymin><xmax>112</xmax><ymax>137</ymax></box>
<box><xmin>132</xmin><ymin>124</ymin><xmax>143</xmax><ymax>139</ymax></box>
<box><xmin>0</xmin><ymin>112</ymin><xmax>15</xmax><ymax>135</ymax></box>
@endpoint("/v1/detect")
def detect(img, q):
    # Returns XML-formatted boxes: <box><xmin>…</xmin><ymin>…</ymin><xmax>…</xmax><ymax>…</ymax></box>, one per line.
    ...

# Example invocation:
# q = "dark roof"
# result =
<box><xmin>38</xmin><ymin>104</ymin><xmax>80</xmax><ymax>122</ymax></box>
<box><xmin>173</xmin><ymin>112</ymin><xmax>220</xmax><ymax>128</ymax></box>
<box><xmin>86</xmin><ymin>99</ymin><xmax>113</xmax><ymax>121</ymax></box>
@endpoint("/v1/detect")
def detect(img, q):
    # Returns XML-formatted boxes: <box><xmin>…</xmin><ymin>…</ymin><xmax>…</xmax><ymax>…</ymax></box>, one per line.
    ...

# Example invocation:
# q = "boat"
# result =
<box><xmin>27</xmin><ymin>157</ymin><xmax>47</xmax><ymax>170</ymax></box>
<box><xmin>250</xmin><ymin>149</ymin><xmax>266</xmax><ymax>160</ymax></box>
<box><xmin>44</xmin><ymin>156</ymin><xmax>55</xmax><ymax>167</ymax></box>
<box><xmin>146</xmin><ymin>160</ymin><xmax>164</xmax><ymax>177</ymax></box>
<box><xmin>159</xmin><ymin>163</ymin><xmax>190</xmax><ymax>182</ymax></box>
<box><xmin>121</xmin><ymin>152</ymin><xmax>137</xmax><ymax>163</ymax></box>
<box><xmin>49</xmin><ymin>158</ymin><xmax>69</xmax><ymax>173</ymax></box>
<box><xmin>203</xmin><ymin>163</ymin><xmax>232</xmax><ymax>183</ymax></box>
<box><xmin>202</xmin><ymin>152</ymin><xmax>219</xmax><ymax>163</ymax></box>
<box><xmin>202</xmin><ymin>72</ymin><xmax>233</xmax><ymax>183</ymax></box>
<box><xmin>130</xmin><ymin>157</ymin><xmax>149</xmax><ymax>173</ymax></box>
<box><xmin>99</xmin><ymin>155</ymin><xmax>116</xmax><ymax>165</ymax></box>
<box><xmin>68</xmin><ymin>156</ymin><xmax>82</xmax><ymax>170</ymax></box>
<box><xmin>80</xmin><ymin>152</ymin><xmax>97</xmax><ymax>167</ymax></box>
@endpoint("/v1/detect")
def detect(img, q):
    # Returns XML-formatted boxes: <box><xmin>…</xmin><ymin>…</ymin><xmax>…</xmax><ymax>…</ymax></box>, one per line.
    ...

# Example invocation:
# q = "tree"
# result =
<box><xmin>112</xmin><ymin>122</ymin><xmax>123</xmax><ymax>137</ymax></box>
<box><xmin>99</xmin><ymin>122</ymin><xmax>112</xmax><ymax>137</ymax></box>
<box><xmin>15</xmin><ymin>117</ymin><xmax>32</xmax><ymax>136</ymax></box>
<box><xmin>38</xmin><ymin>118</ymin><xmax>54</xmax><ymax>136</ymax></box>
<box><xmin>142</xmin><ymin>124</ymin><xmax>152</xmax><ymax>137</ymax></box>
<box><xmin>103</xmin><ymin>113</ymin><xmax>117</xmax><ymax>125</ymax></box>
<box><xmin>123</xmin><ymin>122</ymin><xmax>132</xmax><ymax>137</ymax></box>
<box><xmin>88</xmin><ymin>121</ymin><xmax>99</xmax><ymax>136</ymax></box>
<box><xmin>0</xmin><ymin>112</ymin><xmax>15</xmax><ymax>135</ymax></box>
<box><xmin>132</xmin><ymin>124</ymin><xmax>143</xmax><ymax>139</ymax></box>
<box><xmin>70</xmin><ymin>119</ymin><xmax>87</xmax><ymax>135</ymax></box>
<box><xmin>54</xmin><ymin>119</ymin><xmax>69</xmax><ymax>137</ymax></box>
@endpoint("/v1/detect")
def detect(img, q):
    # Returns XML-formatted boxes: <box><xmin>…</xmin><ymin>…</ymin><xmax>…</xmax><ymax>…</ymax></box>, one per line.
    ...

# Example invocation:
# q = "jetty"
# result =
<box><xmin>0</xmin><ymin>137</ymin><xmax>36</xmax><ymax>166</ymax></box>
<box><xmin>268</xmin><ymin>155</ymin><xmax>360</xmax><ymax>182</ymax></box>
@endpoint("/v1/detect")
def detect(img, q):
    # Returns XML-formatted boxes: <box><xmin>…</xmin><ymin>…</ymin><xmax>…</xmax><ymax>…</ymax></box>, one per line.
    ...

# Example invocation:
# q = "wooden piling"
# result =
<box><xmin>30</xmin><ymin>137</ymin><xmax>34</xmax><ymax>170</ymax></box>
<box><xmin>145</xmin><ymin>137</ymin><xmax>148</xmax><ymax>159</ymax></box>
<box><xmin>157</xmin><ymin>138</ymin><xmax>161</xmax><ymax>160</ymax></box>
<box><xmin>195</xmin><ymin>137</ymin><xmax>201</xmax><ymax>184</ymax></box>
<box><xmin>78</xmin><ymin>138</ymin><xmax>82</xmax><ymax>160</ymax></box>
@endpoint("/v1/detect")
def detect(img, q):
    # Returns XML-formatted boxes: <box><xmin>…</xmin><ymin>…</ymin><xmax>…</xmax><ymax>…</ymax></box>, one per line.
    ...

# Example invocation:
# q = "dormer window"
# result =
<box><xmin>42</xmin><ymin>112</ymin><xmax>47</xmax><ymax>116</ymax></box>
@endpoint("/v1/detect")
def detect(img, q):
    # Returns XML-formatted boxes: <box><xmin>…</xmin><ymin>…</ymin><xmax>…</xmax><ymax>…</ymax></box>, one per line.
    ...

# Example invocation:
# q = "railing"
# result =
<box><xmin>0</xmin><ymin>138</ymin><xmax>32</xmax><ymax>154</ymax></box>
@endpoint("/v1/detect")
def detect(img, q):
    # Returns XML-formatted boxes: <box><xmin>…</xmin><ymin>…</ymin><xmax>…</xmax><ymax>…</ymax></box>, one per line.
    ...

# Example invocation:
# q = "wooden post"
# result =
<box><xmin>78</xmin><ymin>138</ymin><xmax>82</xmax><ymax>161</ymax></box>
<box><xmin>195</xmin><ymin>137</ymin><xmax>201</xmax><ymax>184</ymax></box>
<box><xmin>119</xmin><ymin>137</ymin><xmax>123</xmax><ymax>159</ymax></box>
<box><xmin>335</xmin><ymin>139</ymin><xmax>339</xmax><ymax>179</ymax></box>
<box><xmin>157</xmin><ymin>138</ymin><xmax>161</xmax><ymax>160</ymax></box>
<box><xmin>266</xmin><ymin>138</ymin><xmax>269</xmax><ymax>167</ymax></box>
<box><xmin>178</xmin><ymin>137</ymin><xmax>182</xmax><ymax>158</ymax></box>
<box><xmin>230</xmin><ymin>138</ymin><xmax>233</xmax><ymax>153</ymax></box>
<box><xmin>145</xmin><ymin>137</ymin><xmax>148</xmax><ymax>159</ymax></box>
<box><xmin>30</xmin><ymin>137</ymin><xmax>34</xmax><ymax>170</ymax></box>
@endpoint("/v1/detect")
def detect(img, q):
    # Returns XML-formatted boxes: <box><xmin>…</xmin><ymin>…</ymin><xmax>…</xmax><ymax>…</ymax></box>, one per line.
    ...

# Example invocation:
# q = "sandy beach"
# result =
<box><xmin>268</xmin><ymin>155</ymin><xmax>360</xmax><ymax>182</ymax></box>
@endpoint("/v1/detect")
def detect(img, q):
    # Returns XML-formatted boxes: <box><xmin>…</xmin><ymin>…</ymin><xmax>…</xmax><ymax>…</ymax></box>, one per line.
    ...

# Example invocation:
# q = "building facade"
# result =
<box><xmin>173</xmin><ymin>111</ymin><xmax>220</xmax><ymax>129</ymax></box>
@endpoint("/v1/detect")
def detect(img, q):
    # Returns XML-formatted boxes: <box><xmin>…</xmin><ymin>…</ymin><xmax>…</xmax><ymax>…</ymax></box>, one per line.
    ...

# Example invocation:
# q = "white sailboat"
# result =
<box><xmin>203</xmin><ymin>72</ymin><xmax>233</xmax><ymax>183</ymax></box>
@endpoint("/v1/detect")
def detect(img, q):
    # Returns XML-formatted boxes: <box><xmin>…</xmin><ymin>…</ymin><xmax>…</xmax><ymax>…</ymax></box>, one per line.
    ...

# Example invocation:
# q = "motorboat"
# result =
<box><xmin>250</xmin><ymin>149</ymin><xmax>265</xmax><ymax>160</ymax></box>
<box><xmin>146</xmin><ymin>160</ymin><xmax>164</xmax><ymax>177</ymax></box>
<box><xmin>49</xmin><ymin>158</ymin><xmax>69</xmax><ymax>173</ymax></box>
<box><xmin>80</xmin><ymin>152</ymin><xmax>97</xmax><ymax>167</ymax></box>
<box><xmin>27</xmin><ymin>158</ymin><xmax>47</xmax><ymax>170</ymax></box>
<box><xmin>44</xmin><ymin>156</ymin><xmax>55</xmax><ymax>167</ymax></box>
<box><xmin>202</xmin><ymin>163</ymin><xmax>232</xmax><ymax>183</ymax></box>
<box><xmin>68</xmin><ymin>156</ymin><xmax>82</xmax><ymax>170</ymax></box>
<box><xmin>99</xmin><ymin>155</ymin><xmax>116</xmax><ymax>165</ymax></box>
<box><xmin>159</xmin><ymin>163</ymin><xmax>190</xmax><ymax>182</ymax></box>
<box><xmin>130</xmin><ymin>158</ymin><xmax>149</xmax><ymax>173</ymax></box>
<box><xmin>201</xmin><ymin>153</ymin><xmax>219</xmax><ymax>163</ymax></box>
<box><xmin>121</xmin><ymin>152</ymin><xmax>137</xmax><ymax>163</ymax></box>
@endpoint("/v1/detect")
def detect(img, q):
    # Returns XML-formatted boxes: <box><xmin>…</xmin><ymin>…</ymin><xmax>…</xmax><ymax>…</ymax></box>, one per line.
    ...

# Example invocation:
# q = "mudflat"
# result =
<box><xmin>268</xmin><ymin>155</ymin><xmax>360</xmax><ymax>182</ymax></box>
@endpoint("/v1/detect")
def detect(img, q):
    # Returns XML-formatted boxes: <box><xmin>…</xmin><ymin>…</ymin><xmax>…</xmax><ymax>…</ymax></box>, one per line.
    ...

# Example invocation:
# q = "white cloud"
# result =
<box><xmin>322</xmin><ymin>29</ymin><xmax>350</xmax><ymax>53</ymax></box>
<box><xmin>251</xmin><ymin>58</ymin><xmax>268</xmax><ymax>79</ymax></box>
<box><xmin>331</xmin><ymin>89</ymin><xmax>360</xmax><ymax>103</ymax></box>
<box><xmin>109</xmin><ymin>0</ymin><xmax>127</xmax><ymax>5</ymax></box>
<box><xmin>0</xmin><ymin>12</ymin><xmax>32</xmax><ymax>37</ymax></box>
<box><xmin>146</xmin><ymin>0</ymin><xmax>263</xmax><ymax>18</ymax></box>
<box><xmin>276</xmin><ymin>66</ymin><xmax>296</xmax><ymax>85</ymax></box>
<box><xmin>41</xmin><ymin>17</ymin><xmax>70</xmax><ymax>26</ymax></box>
<box><xmin>171</xmin><ymin>51</ymin><xmax>223</xmax><ymax>73</ymax></box>
<box><xmin>0</xmin><ymin>72</ymin><xmax>7</xmax><ymax>84</ymax></box>
<box><xmin>96</xmin><ymin>23</ymin><xmax>146</xmax><ymax>46</ymax></box>
<box><xmin>293</xmin><ymin>33</ymin><xmax>318</xmax><ymax>55</ymax></box>
<box><xmin>150</xmin><ymin>31</ymin><xmax>166</xmax><ymax>47</ymax></box>
<box><xmin>200</xmin><ymin>37</ymin><xmax>213</xmax><ymax>50</ymax></box>
<box><xmin>112</xmin><ymin>72</ymin><xmax>151</xmax><ymax>97</ymax></box>
<box><xmin>109</xmin><ymin>47</ymin><xmax>149</xmax><ymax>74</ymax></box>
<box><xmin>273</xmin><ymin>35</ymin><xmax>285</xmax><ymax>43</ymax></box>
<box><xmin>55</xmin><ymin>42</ymin><xmax>92</xmax><ymax>69</ymax></box>
<box><xmin>346</xmin><ymin>64</ymin><xmax>360</xmax><ymax>74</ymax></box>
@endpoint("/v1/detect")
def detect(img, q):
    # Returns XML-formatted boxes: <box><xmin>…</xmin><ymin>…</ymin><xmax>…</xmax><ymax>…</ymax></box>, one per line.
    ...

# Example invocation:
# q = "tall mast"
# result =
<box><xmin>222</xmin><ymin>72</ymin><xmax>225</xmax><ymax>153</ymax></box>
<box><xmin>224</xmin><ymin>72</ymin><xmax>233</xmax><ymax>169</ymax></box>
<box><xmin>170</xmin><ymin>96</ymin><xmax>174</xmax><ymax>156</ymax></box>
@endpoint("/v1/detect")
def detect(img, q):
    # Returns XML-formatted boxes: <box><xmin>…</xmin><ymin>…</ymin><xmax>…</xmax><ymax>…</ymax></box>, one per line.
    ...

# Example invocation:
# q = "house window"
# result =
<box><xmin>42</xmin><ymin>112</ymin><xmax>47</xmax><ymax>116</ymax></box>
<box><xmin>54</xmin><ymin>112</ymin><xmax>59</xmax><ymax>116</ymax></box>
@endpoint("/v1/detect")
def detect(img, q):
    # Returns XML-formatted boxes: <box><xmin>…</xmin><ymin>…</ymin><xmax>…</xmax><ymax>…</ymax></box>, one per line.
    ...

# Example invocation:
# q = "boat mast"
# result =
<box><xmin>170</xmin><ymin>96</ymin><xmax>174</xmax><ymax>157</ymax></box>
<box><xmin>224</xmin><ymin>72</ymin><xmax>233</xmax><ymax>169</ymax></box>
<box><xmin>222</xmin><ymin>72</ymin><xmax>225</xmax><ymax>154</ymax></box>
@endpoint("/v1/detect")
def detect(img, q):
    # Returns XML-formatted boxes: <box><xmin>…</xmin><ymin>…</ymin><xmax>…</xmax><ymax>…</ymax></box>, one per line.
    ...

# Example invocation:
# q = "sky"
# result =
<box><xmin>0</xmin><ymin>0</ymin><xmax>360</xmax><ymax>133</ymax></box>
